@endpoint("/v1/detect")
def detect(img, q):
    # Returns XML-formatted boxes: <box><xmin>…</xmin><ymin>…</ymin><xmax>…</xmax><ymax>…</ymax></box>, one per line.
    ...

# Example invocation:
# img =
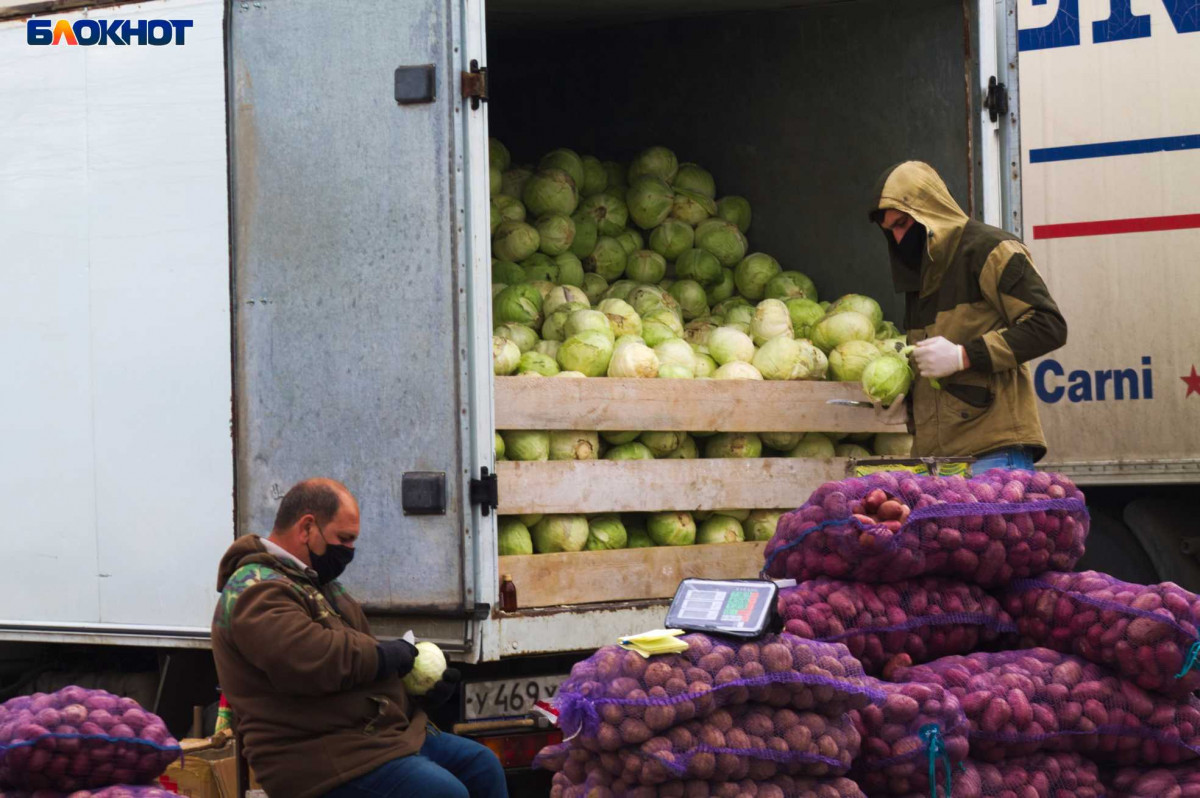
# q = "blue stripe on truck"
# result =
<box><xmin>1030</xmin><ymin>134</ymin><xmax>1200</xmax><ymax>163</ymax></box>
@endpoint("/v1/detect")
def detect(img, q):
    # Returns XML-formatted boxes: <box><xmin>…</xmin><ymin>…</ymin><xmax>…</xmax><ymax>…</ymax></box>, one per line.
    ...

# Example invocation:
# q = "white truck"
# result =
<box><xmin>1</xmin><ymin>0</ymin><xmax>1197</xmax><ymax>763</ymax></box>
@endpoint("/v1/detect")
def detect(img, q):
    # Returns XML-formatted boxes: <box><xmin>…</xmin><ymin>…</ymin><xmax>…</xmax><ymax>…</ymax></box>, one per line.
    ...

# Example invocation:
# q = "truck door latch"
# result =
<box><xmin>985</xmin><ymin>76</ymin><xmax>1009</xmax><ymax>123</ymax></box>
<box><xmin>461</xmin><ymin>59</ymin><xmax>489</xmax><ymax>110</ymax></box>
<box><xmin>469</xmin><ymin>467</ymin><xmax>499</xmax><ymax>516</ymax></box>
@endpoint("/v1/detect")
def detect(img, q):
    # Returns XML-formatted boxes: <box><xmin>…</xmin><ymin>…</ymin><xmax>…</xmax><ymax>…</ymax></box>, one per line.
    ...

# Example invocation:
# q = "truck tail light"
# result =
<box><xmin>479</xmin><ymin>728</ymin><xmax>563</xmax><ymax>769</ymax></box>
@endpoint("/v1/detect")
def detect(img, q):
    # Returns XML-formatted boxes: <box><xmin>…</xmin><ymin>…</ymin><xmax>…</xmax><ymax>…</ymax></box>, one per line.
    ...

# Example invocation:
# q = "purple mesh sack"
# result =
<box><xmin>0</xmin><ymin>788</ymin><xmax>181</xmax><ymax>798</ymax></box>
<box><xmin>546</xmin><ymin>752</ymin><xmax>867</xmax><ymax>798</ymax></box>
<box><xmin>896</xmin><ymin>648</ymin><xmax>1200</xmax><ymax>765</ymax></box>
<box><xmin>778</xmin><ymin>578</ymin><xmax>1017</xmax><ymax>676</ymax></box>
<box><xmin>762</xmin><ymin>470</ymin><xmax>1088</xmax><ymax>587</ymax></box>
<box><xmin>1000</xmin><ymin>570</ymin><xmax>1200</xmax><ymax>698</ymax></box>
<box><xmin>591</xmin><ymin>703</ymin><xmax>859</xmax><ymax>784</ymax></box>
<box><xmin>0</xmin><ymin>688</ymin><xmax>181</xmax><ymax>793</ymax></box>
<box><xmin>940</xmin><ymin>753</ymin><xmax>1105</xmax><ymax>798</ymax></box>
<box><xmin>555</xmin><ymin>634</ymin><xmax>883</xmax><ymax>752</ymax></box>
<box><xmin>849</xmin><ymin>678</ymin><xmax>968</xmax><ymax>797</ymax></box>
<box><xmin>1107</xmin><ymin>764</ymin><xmax>1200</xmax><ymax>797</ymax></box>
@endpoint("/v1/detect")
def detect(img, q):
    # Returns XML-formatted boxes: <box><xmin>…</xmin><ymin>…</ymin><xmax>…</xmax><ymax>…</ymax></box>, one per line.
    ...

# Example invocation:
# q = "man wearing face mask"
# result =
<box><xmin>869</xmin><ymin>161</ymin><xmax>1067</xmax><ymax>471</ymax></box>
<box><xmin>211</xmin><ymin>478</ymin><xmax>507</xmax><ymax>798</ymax></box>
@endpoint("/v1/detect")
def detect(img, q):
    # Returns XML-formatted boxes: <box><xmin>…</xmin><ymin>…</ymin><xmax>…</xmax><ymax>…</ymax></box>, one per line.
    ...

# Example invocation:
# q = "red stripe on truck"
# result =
<box><xmin>1033</xmin><ymin>213</ymin><xmax>1200</xmax><ymax>240</ymax></box>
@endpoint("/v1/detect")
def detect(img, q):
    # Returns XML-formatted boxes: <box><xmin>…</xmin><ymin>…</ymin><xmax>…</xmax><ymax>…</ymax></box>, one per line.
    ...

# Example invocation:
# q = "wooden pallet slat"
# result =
<box><xmin>495</xmin><ymin>457</ymin><xmax>846</xmax><ymax>515</ymax></box>
<box><xmin>495</xmin><ymin>377</ymin><xmax>901</xmax><ymax>433</ymax></box>
<box><xmin>500</xmin><ymin>541</ymin><xmax>768</xmax><ymax>608</ymax></box>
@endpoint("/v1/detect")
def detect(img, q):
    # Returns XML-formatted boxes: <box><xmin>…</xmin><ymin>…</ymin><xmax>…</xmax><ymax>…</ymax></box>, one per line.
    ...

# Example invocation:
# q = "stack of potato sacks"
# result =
<box><xmin>538</xmin><ymin>632</ymin><xmax>885</xmax><ymax>797</ymax></box>
<box><xmin>764</xmin><ymin>467</ymin><xmax>1200</xmax><ymax>796</ymax></box>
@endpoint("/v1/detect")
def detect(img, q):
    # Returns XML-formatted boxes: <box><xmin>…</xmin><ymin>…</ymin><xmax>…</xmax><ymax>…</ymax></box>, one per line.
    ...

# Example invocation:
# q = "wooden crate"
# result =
<box><xmin>496</xmin><ymin>457</ymin><xmax>847</xmax><ymax>515</ymax></box>
<box><xmin>499</xmin><ymin>542</ymin><xmax>768</xmax><ymax>607</ymax></box>
<box><xmin>495</xmin><ymin>377</ymin><xmax>899</xmax><ymax>433</ymax></box>
<box><xmin>493</xmin><ymin>377</ymin><xmax>897</xmax><ymax>608</ymax></box>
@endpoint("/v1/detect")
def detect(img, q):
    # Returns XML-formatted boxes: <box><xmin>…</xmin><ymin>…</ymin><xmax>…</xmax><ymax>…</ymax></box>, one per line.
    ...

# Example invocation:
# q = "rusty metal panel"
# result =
<box><xmin>230</xmin><ymin>0</ymin><xmax>472</xmax><ymax>610</ymax></box>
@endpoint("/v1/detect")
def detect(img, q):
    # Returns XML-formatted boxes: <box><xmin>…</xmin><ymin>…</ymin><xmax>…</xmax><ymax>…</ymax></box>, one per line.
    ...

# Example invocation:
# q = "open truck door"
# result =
<box><xmin>230</xmin><ymin>0</ymin><xmax>494</xmax><ymax>658</ymax></box>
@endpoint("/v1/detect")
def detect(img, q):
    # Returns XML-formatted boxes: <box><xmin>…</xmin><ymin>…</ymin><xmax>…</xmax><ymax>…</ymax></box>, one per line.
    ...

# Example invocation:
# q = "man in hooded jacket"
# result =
<box><xmin>870</xmin><ymin>161</ymin><xmax>1067</xmax><ymax>469</ymax></box>
<box><xmin>211</xmin><ymin>478</ymin><xmax>507</xmax><ymax>798</ymax></box>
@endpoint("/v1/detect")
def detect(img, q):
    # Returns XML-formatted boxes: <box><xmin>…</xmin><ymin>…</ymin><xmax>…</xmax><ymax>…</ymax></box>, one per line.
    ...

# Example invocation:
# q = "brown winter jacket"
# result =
<box><xmin>211</xmin><ymin>535</ymin><xmax>426</xmax><ymax>798</ymax></box>
<box><xmin>871</xmin><ymin>162</ymin><xmax>1067</xmax><ymax>460</ymax></box>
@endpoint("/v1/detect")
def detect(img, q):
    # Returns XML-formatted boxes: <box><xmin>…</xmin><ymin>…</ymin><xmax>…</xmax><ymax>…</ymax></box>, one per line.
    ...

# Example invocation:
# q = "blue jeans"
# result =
<box><xmin>972</xmin><ymin>446</ymin><xmax>1035</xmax><ymax>474</ymax></box>
<box><xmin>323</xmin><ymin>728</ymin><xmax>507</xmax><ymax>798</ymax></box>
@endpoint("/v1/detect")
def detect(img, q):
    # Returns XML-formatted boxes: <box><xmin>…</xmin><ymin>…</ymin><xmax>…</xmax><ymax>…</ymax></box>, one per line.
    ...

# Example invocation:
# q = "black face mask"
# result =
<box><xmin>307</xmin><ymin>526</ymin><xmax>355</xmax><ymax>584</ymax></box>
<box><xmin>894</xmin><ymin>222</ymin><xmax>927</xmax><ymax>268</ymax></box>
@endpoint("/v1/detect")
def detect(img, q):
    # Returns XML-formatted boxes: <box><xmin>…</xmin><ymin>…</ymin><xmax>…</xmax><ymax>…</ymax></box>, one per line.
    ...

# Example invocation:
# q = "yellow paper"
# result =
<box><xmin>618</xmin><ymin>628</ymin><xmax>689</xmax><ymax>658</ymax></box>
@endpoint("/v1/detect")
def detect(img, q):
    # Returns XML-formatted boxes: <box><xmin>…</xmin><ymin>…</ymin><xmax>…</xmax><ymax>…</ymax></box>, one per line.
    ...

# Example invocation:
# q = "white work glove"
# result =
<box><xmin>913</xmin><ymin>337</ymin><xmax>966</xmax><ymax>379</ymax></box>
<box><xmin>873</xmin><ymin>393</ymin><xmax>907</xmax><ymax>426</ymax></box>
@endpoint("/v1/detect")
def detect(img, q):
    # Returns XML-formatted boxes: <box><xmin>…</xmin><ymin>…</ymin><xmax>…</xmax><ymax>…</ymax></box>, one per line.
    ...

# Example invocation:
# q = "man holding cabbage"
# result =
<box><xmin>869</xmin><ymin>161</ymin><xmax>1067</xmax><ymax>471</ymax></box>
<box><xmin>211</xmin><ymin>478</ymin><xmax>507</xmax><ymax>798</ymax></box>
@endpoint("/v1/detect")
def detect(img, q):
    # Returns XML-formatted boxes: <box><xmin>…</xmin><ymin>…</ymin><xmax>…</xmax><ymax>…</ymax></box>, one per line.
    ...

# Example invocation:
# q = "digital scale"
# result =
<box><xmin>665</xmin><ymin>578</ymin><xmax>779</xmax><ymax>638</ymax></box>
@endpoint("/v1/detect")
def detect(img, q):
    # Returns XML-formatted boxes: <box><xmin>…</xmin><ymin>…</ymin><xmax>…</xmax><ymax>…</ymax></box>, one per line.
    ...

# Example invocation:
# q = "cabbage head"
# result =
<box><xmin>647</xmin><ymin>512</ymin><xmax>696</xmax><ymax>546</ymax></box>
<box><xmin>585</xmin><ymin>515</ymin><xmax>628</xmax><ymax>551</ymax></box>
<box><xmin>828</xmin><ymin>340</ymin><xmax>882</xmax><ymax>382</ymax></box>
<box><xmin>556</xmin><ymin>330</ymin><xmax>614</xmax><ymax>377</ymax></box>
<box><xmin>696</xmin><ymin>515</ymin><xmax>745</xmax><ymax>545</ymax></box>
<box><xmin>811</xmin><ymin>311</ymin><xmax>875</xmax><ymax>353</ymax></box>
<box><xmin>708</xmin><ymin>326</ymin><xmax>756</xmax><ymax>365</ymax></box>
<box><xmin>531</xmin><ymin>514</ymin><xmax>589</xmax><ymax>553</ymax></box>
<box><xmin>402</xmin><ymin>642</ymin><xmax>448</xmax><ymax>696</ymax></box>
<box><xmin>498</xmin><ymin>518</ymin><xmax>532</xmax><ymax>556</ymax></box>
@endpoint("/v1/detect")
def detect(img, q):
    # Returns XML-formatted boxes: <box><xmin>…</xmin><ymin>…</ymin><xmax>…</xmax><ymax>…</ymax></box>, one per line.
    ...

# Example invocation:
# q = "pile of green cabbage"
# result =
<box><xmin>496</xmin><ymin>429</ymin><xmax>912</xmax><ymax>465</ymax></box>
<box><xmin>489</xmin><ymin>141</ymin><xmax>909</xmax><ymax>389</ymax></box>
<box><xmin>496</xmin><ymin>507</ymin><xmax>794</xmax><ymax>555</ymax></box>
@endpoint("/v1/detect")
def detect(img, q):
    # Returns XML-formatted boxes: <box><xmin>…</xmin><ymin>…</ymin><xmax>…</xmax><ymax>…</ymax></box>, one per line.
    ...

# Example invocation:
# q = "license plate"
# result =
<box><xmin>464</xmin><ymin>675</ymin><xmax>566</xmax><ymax>720</ymax></box>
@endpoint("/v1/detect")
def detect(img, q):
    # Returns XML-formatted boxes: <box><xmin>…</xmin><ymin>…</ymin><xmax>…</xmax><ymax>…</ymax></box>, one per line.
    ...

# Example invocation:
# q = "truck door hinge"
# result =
<box><xmin>469</xmin><ymin>467</ymin><xmax>498</xmax><ymax>516</ymax></box>
<box><xmin>984</xmin><ymin>76</ymin><xmax>1009</xmax><ymax>123</ymax></box>
<box><xmin>461</xmin><ymin>60</ymin><xmax>489</xmax><ymax>110</ymax></box>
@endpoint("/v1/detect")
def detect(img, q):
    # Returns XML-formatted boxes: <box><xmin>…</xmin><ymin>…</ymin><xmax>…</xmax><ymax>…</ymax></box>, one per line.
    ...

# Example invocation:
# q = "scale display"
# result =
<box><xmin>666</xmin><ymin>578</ymin><xmax>777</xmax><ymax>637</ymax></box>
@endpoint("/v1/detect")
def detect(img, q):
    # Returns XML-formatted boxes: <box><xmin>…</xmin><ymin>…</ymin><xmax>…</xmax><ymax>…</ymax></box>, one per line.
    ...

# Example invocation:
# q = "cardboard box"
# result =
<box><xmin>160</xmin><ymin>745</ymin><xmax>237</xmax><ymax>798</ymax></box>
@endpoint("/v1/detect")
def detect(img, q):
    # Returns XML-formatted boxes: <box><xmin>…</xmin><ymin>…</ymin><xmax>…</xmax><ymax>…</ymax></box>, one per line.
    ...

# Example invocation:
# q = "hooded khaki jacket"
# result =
<box><xmin>212</xmin><ymin>535</ymin><xmax>426</xmax><ymax>798</ymax></box>
<box><xmin>872</xmin><ymin>162</ymin><xmax>1067</xmax><ymax>460</ymax></box>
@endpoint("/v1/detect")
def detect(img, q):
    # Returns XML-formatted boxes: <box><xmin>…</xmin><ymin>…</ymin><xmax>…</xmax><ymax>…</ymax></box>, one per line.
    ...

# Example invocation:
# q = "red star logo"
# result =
<box><xmin>1183</xmin><ymin>367</ymin><xmax>1200</xmax><ymax>398</ymax></box>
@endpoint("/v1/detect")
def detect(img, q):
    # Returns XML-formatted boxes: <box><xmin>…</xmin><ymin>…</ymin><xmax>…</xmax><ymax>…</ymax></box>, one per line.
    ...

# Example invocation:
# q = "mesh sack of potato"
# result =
<box><xmin>778</xmin><ymin>577</ymin><xmax>1017</xmax><ymax>676</ymax></box>
<box><xmin>555</xmin><ymin>633</ymin><xmax>883</xmax><ymax>752</ymax></box>
<box><xmin>890</xmin><ymin>752</ymin><xmax>1104</xmax><ymax>798</ymax></box>
<box><xmin>1106</xmin><ymin>764</ymin><xmax>1200</xmax><ymax>797</ymax></box>
<box><xmin>848</xmin><ymin>678</ymin><xmax>968</xmax><ymax>797</ymax></box>
<box><xmin>1000</xmin><ymin>570</ymin><xmax>1200</xmax><ymax>698</ymax></box>
<box><xmin>763</xmin><ymin>469</ymin><xmax>1087</xmax><ymax>587</ymax></box>
<box><xmin>0</xmin><ymin>688</ymin><xmax>181</xmax><ymax>793</ymax></box>
<box><xmin>895</xmin><ymin>648</ymin><xmax>1200</xmax><ymax>766</ymax></box>
<box><xmin>545</xmin><ymin>745</ymin><xmax>867</xmax><ymax>798</ymax></box>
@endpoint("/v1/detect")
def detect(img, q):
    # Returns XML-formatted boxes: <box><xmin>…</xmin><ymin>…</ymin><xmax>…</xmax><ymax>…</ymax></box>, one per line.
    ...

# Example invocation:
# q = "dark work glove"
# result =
<box><xmin>419</xmin><ymin>668</ymin><xmax>462</xmax><ymax>710</ymax></box>
<box><xmin>376</xmin><ymin>639</ymin><xmax>418</xmax><ymax>681</ymax></box>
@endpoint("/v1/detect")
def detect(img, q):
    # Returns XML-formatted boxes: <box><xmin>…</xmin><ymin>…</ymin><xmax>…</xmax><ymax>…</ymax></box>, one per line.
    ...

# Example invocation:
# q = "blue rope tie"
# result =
<box><xmin>919</xmin><ymin>723</ymin><xmax>953</xmax><ymax>798</ymax></box>
<box><xmin>1176</xmin><ymin>640</ymin><xmax>1200</xmax><ymax>679</ymax></box>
